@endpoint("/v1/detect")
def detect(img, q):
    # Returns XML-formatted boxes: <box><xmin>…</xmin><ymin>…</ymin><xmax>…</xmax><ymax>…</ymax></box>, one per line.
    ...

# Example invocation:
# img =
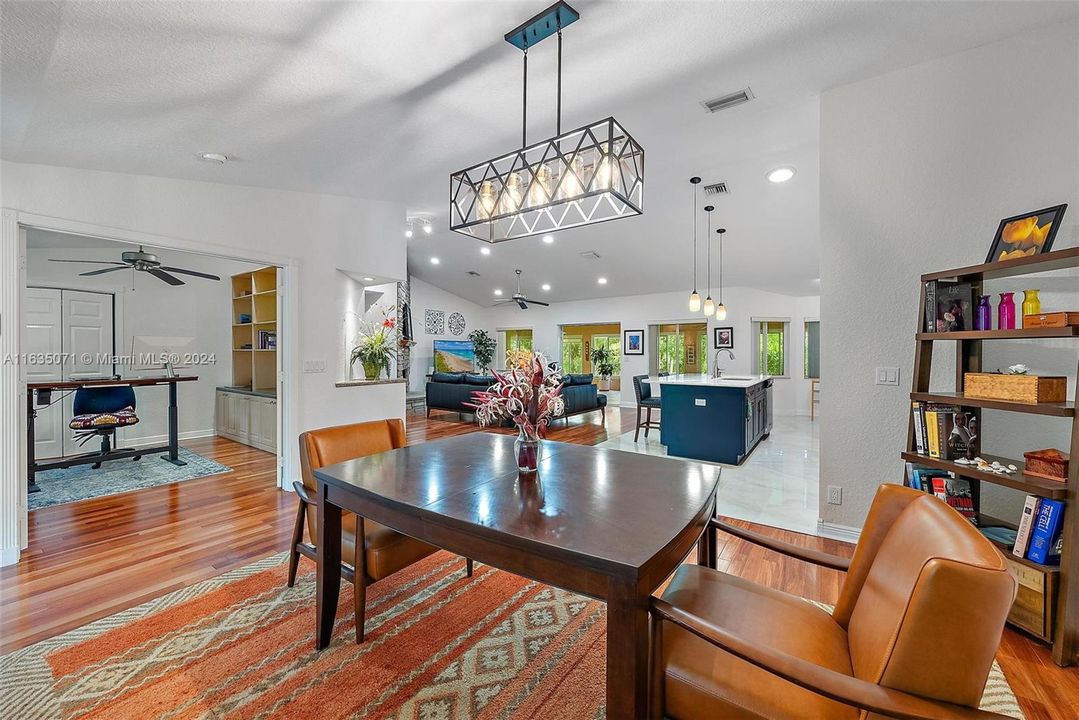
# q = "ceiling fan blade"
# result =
<box><xmin>148</xmin><ymin>268</ymin><xmax>185</xmax><ymax>286</ymax></box>
<box><xmin>79</xmin><ymin>266</ymin><xmax>130</xmax><ymax>277</ymax></box>
<box><xmin>526</xmin><ymin>299</ymin><xmax>550</xmax><ymax>306</ymax></box>
<box><xmin>49</xmin><ymin>259</ymin><xmax>127</xmax><ymax>266</ymax></box>
<box><xmin>160</xmin><ymin>266</ymin><xmax>221</xmax><ymax>281</ymax></box>
<box><xmin>515</xmin><ymin>298</ymin><xmax>529</xmax><ymax>309</ymax></box>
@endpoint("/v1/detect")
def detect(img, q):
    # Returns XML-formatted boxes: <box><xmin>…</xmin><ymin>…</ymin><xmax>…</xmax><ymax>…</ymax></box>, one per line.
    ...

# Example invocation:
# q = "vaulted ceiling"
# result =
<box><xmin>4</xmin><ymin>1</ymin><xmax>1076</xmax><ymax>303</ymax></box>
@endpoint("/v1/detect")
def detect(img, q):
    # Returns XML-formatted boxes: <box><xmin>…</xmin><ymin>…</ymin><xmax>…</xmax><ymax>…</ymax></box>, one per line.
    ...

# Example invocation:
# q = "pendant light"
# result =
<box><xmin>688</xmin><ymin>177</ymin><xmax>702</xmax><ymax>312</ymax></box>
<box><xmin>703</xmin><ymin>205</ymin><xmax>715</xmax><ymax>316</ymax></box>
<box><xmin>715</xmin><ymin>227</ymin><xmax>728</xmax><ymax>320</ymax></box>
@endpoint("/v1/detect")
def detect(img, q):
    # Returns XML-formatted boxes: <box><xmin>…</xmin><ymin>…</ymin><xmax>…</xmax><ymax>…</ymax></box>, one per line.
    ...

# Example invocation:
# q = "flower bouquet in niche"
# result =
<box><xmin>350</xmin><ymin>312</ymin><xmax>396</xmax><ymax>381</ymax></box>
<box><xmin>467</xmin><ymin>352</ymin><xmax>564</xmax><ymax>475</ymax></box>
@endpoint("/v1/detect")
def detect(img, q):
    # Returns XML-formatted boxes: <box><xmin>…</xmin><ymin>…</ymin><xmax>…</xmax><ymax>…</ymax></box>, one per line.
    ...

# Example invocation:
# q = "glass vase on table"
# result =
<box><xmin>514</xmin><ymin>424</ymin><xmax>543</xmax><ymax>475</ymax></box>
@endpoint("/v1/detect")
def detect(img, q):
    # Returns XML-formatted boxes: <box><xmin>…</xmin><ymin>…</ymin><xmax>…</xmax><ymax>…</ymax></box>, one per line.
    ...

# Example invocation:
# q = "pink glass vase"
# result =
<box><xmin>998</xmin><ymin>292</ymin><xmax>1016</xmax><ymax>330</ymax></box>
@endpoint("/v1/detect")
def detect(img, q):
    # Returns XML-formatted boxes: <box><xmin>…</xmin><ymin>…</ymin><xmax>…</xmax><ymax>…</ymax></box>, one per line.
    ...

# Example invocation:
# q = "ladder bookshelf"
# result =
<box><xmin>905</xmin><ymin>246</ymin><xmax>1079</xmax><ymax>666</ymax></box>
<box><xmin>230</xmin><ymin>267</ymin><xmax>278</xmax><ymax>392</ymax></box>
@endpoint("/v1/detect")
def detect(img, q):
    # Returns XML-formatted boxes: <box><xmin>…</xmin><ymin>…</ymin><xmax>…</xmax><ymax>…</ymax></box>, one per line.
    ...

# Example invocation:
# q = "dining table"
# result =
<box><xmin>312</xmin><ymin>432</ymin><xmax>721</xmax><ymax>718</ymax></box>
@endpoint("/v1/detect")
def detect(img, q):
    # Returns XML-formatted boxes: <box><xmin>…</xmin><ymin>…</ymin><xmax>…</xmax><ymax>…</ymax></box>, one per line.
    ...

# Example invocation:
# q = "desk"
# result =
<box><xmin>312</xmin><ymin>433</ymin><xmax>720</xmax><ymax>718</ymax></box>
<box><xmin>26</xmin><ymin>376</ymin><xmax>198</xmax><ymax>493</ymax></box>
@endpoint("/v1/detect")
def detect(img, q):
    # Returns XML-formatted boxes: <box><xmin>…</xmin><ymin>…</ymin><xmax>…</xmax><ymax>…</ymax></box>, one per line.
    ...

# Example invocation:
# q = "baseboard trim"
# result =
<box><xmin>816</xmin><ymin>520</ymin><xmax>862</xmax><ymax>544</ymax></box>
<box><xmin>119</xmin><ymin>428</ymin><xmax>216</xmax><ymax>449</ymax></box>
<box><xmin>1</xmin><ymin>543</ymin><xmax>20</xmax><ymax>566</ymax></box>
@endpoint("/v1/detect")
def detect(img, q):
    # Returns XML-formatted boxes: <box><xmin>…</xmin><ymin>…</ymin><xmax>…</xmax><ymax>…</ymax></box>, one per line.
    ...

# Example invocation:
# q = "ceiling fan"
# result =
<box><xmin>494</xmin><ymin>269</ymin><xmax>551</xmax><ymax>309</ymax></box>
<box><xmin>48</xmin><ymin>246</ymin><xmax>221</xmax><ymax>286</ymax></box>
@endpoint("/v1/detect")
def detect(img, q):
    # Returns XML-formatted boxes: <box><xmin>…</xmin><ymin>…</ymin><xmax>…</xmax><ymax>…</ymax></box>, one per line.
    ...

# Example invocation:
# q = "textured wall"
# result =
<box><xmin>819</xmin><ymin>20</ymin><xmax>1079</xmax><ymax>528</ymax></box>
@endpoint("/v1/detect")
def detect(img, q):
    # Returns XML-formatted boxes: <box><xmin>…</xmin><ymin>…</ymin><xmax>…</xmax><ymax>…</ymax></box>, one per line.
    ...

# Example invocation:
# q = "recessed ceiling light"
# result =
<box><xmin>494</xmin><ymin>289</ymin><xmax>503</xmax><ymax>296</ymax></box>
<box><xmin>480</xmin><ymin>247</ymin><xmax>491</xmax><ymax>255</ymax></box>
<box><xmin>197</xmin><ymin>152</ymin><xmax>228</xmax><ymax>164</ymax></box>
<box><xmin>597</xmin><ymin>277</ymin><xmax>608</xmax><ymax>285</ymax></box>
<box><xmin>541</xmin><ymin>283</ymin><xmax>551</xmax><ymax>291</ymax></box>
<box><xmin>542</xmin><ymin>235</ymin><xmax>554</xmax><ymax>244</ymax></box>
<box><xmin>362</xmin><ymin>276</ymin><xmax>375</xmax><ymax>282</ymax></box>
<box><xmin>423</xmin><ymin>220</ymin><xmax>433</xmax><ymax>234</ymax></box>
<box><xmin>430</xmin><ymin>257</ymin><xmax>440</xmax><ymax>264</ymax></box>
<box><xmin>767</xmin><ymin>167</ymin><xmax>795</xmax><ymax>183</ymax></box>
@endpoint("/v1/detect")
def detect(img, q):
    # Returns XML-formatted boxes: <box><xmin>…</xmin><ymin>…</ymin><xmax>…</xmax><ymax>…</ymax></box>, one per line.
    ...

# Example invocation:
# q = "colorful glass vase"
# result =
<box><xmin>1022</xmin><ymin>289</ymin><xmax>1041</xmax><ymax>322</ymax></box>
<box><xmin>998</xmin><ymin>292</ymin><xmax>1016</xmax><ymax>330</ymax></box>
<box><xmin>975</xmin><ymin>295</ymin><xmax>992</xmax><ymax>331</ymax></box>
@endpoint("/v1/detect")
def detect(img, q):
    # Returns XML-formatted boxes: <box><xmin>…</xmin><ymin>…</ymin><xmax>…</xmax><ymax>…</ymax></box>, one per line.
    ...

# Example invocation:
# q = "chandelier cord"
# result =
<box><xmin>692</xmin><ymin>185</ymin><xmax>698</xmax><ymax>292</ymax></box>
<box><xmin>719</xmin><ymin>229</ymin><xmax>723</xmax><ymax>303</ymax></box>
<box><xmin>522</xmin><ymin>47</ymin><xmax>528</xmax><ymax>147</ymax></box>
<box><xmin>556</xmin><ymin>29</ymin><xmax>563</xmax><ymax>135</ymax></box>
<box><xmin>706</xmin><ymin>211</ymin><xmax>712</xmax><ymax>296</ymax></box>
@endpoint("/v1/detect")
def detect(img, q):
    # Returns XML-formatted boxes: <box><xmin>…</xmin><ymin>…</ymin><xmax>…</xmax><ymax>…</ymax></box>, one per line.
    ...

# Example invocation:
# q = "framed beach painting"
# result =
<box><xmin>623</xmin><ymin>329</ymin><xmax>644</xmax><ymax>355</ymax></box>
<box><xmin>985</xmin><ymin>204</ymin><xmax>1067</xmax><ymax>263</ymax></box>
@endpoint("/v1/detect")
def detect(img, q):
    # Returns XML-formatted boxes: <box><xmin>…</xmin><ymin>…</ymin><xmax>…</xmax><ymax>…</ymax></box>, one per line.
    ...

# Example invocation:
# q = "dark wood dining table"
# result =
<box><xmin>312</xmin><ymin>432</ymin><xmax>721</xmax><ymax>718</ymax></box>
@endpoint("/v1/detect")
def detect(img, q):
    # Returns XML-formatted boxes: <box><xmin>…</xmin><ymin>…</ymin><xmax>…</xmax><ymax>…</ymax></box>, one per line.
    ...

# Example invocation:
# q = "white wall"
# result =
<box><xmin>25</xmin><ymin>242</ymin><xmax>261</xmax><ymax>445</ymax></box>
<box><xmin>819</xmin><ymin>20</ymin><xmax>1079</xmax><ymax>529</ymax></box>
<box><xmin>407</xmin><ymin>276</ymin><xmax>492</xmax><ymax>393</ymax></box>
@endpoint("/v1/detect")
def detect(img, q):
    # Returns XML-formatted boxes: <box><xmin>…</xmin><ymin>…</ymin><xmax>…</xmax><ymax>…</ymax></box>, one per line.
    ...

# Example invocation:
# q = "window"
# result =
<box><xmin>655</xmin><ymin>322</ymin><xmax>707</xmax><ymax>374</ymax></box>
<box><xmin>804</xmin><ymin>320</ymin><xmax>820</xmax><ymax>379</ymax></box>
<box><xmin>657</xmin><ymin>331</ymin><xmax>686</xmax><ymax>374</ymax></box>
<box><xmin>591</xmin><ymin>334</ymin><xmax>621</xmax><ymax>376</ymax></box>
<box><xmin>503</xmin><ymin>328</ymin><xmax>532</xmax><ymax>353</ymax></box>
<box><xmin>561</xmin><ymin>337</ymin><xmax>583</xmax><ymax>374</ymax></box>
<box><xmin>757</xmin><ymin>321</ymin><xmax>787</xmax><ymax>376</ymax></box>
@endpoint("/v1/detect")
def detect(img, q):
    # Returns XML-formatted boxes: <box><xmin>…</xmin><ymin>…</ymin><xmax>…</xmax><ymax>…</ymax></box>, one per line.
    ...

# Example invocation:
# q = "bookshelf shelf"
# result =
<box><xmin>906</xmin><ymin>246</ymin><xmax>1079</xmax><ymax>666</ymax></box>
<box><xmin>900</xmin><ymin>451</ymin><xmax>1067</xmax><ymax>500</ymax></box>
<box><xmin>910</xmin><ymin>391</ymin><xmax>1074</xmax><ymax>417</ymax></box>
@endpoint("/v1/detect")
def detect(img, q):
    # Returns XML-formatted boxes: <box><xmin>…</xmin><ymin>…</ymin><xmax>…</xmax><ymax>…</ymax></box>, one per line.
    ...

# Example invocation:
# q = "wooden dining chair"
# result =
<box><xmin>650</xmin><ymin>484</ymin><xmax>1017</xmax><ymax>720</ymax></box>
<box><xmin>290</xmin><ymin>418</ymin><xmax>473</xmax><ymax>643</ymax></box>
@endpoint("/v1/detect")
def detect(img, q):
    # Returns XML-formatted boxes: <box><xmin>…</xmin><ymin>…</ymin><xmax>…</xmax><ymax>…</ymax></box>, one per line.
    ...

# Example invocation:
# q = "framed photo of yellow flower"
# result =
<box><xmin>985</xmin><ymin>204</ymin><xmax>1067</xmax><ymax>263</ymax></box>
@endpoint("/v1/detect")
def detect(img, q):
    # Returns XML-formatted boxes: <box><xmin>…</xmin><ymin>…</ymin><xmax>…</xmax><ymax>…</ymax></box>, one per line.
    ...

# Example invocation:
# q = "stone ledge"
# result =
<box><xmin>335</xmin><ymin>378</ymin><xmax>407</xmax><ymax>388</ymax></box>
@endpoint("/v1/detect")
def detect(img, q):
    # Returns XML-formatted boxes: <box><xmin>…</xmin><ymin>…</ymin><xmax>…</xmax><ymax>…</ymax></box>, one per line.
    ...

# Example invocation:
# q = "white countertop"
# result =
<box><xmin>645</xmin><ymin>373</ymin><xmax>771</xmax><ymax>389</ymax></box>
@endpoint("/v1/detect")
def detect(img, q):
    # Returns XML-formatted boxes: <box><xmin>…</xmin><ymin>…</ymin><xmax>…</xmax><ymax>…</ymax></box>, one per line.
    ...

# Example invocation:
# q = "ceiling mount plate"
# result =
<box><xmin>504</xmin><ymin>1</ymin><xmax>580</xmax><ymax>50</ymax></box>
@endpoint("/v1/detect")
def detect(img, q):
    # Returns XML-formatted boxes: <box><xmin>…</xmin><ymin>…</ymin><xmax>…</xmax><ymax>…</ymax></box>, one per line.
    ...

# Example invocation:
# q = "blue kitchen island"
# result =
<box><xmin>647</xmin><ymin>374</ymin><xmax>773</xmax><ymax>465</ymax></box>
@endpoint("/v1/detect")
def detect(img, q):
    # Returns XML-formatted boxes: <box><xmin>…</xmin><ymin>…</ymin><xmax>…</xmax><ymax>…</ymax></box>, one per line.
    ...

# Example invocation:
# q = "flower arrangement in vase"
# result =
<box><xmin>350</xmin><ymin>311</ymin><xmax>396</xmax><ymax>380</ymax></box>
<box><xmin>467</xmin><ymin>352</ymin><xmax>565</xmax><ymax>475</ymax></box>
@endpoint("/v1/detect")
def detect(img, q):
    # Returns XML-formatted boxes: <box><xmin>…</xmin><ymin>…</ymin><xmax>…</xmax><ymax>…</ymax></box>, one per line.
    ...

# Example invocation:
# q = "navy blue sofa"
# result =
<box><xmin>425</xmin><ymin>372</ymin><xmax>607</xmax><ymax>422</ymax></box>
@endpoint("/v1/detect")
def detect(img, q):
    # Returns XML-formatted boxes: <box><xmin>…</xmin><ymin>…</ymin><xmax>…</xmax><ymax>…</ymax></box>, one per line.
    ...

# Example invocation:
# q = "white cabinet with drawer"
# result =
<box><xmin>216</xmin><ymin>389</ymin><xmax>277</xmax><ymax>453</ymax></box>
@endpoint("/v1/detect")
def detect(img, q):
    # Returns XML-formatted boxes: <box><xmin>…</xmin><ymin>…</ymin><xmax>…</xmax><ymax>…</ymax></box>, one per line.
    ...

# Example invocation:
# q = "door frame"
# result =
<box><xmin>1</xmin><ymin>209</ymin><xmax>300</xmax><ymax>566</ymax></box>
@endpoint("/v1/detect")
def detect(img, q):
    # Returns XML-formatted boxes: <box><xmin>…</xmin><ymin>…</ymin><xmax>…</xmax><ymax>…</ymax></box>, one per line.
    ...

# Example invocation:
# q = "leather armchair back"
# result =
<box><xmin>298</xmin><ymin>418</ymin><xmax>406</xmax><ymax>533</ymax></box>
<box><xmin>843</xmin><ymin>487</ymin><xmax>1017</xmax><ymax>712</ymax></box>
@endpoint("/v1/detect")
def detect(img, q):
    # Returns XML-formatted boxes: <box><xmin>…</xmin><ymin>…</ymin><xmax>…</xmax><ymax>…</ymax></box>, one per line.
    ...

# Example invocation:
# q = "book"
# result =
<box><xmin>924</xmin><ymin>281</ymin><xmax>937</xmax><ymax>332</ymax></box>
<box><xmin>931</xmin><ymin>281</ymin><xmax>973</xmax><ymax>332</ymax></box>
<box><xmin>1014</xmin><ymin>495</ymin><xmax>1041</xmax><ymax>559</ymax></box>
<box><xmin>943</xmin><ymin>475</ymin><xmax>976</xmax><ymax>523</ymax></box>
<box><xmin>1027</xmin><ymin>499</ymin><xmax>1065</xmax><ymax>565</ymax></box>
<box><xmin>979</xmin><ymin>526</ymin><xmax>1018</xmax><ymax>547</ymax></box>
<box><xmin>925</xmin><ymin>407</ymin><xmax>940</xmax><ymax>458</ymax></box>
<box><xmin>911</xmin><ymin>401</ymin><xmax>925</xmax><ymax>454</ymax></box>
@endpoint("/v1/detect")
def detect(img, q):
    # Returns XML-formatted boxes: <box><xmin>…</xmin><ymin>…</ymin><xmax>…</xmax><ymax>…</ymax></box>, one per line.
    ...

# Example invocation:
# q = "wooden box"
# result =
<box><xmin>1024</xmin><ymin>448</ymin><xmax>1070</xmax><ymax>482</ymax></box>
<box><xmin>1023</xmin><ymin>311</ymin><xmax>1079</xmax><ymax>328</ymax></box>
<box><xmin>1004</xmin><ymin>557</ymin><xmax>1058</xmax><ymax>641</ymax></box>
<box><xmin>964</xmin><ymin>373</ymin><xmax>1068</xmax><ymax>404</ymax></box>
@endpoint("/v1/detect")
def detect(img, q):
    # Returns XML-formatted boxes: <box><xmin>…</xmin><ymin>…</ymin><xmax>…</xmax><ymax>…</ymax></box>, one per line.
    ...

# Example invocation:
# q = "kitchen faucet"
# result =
<box><xmin>713</xmin><ymin>349</ymin><xmax>735</xmax><ymax>378</ymax></box>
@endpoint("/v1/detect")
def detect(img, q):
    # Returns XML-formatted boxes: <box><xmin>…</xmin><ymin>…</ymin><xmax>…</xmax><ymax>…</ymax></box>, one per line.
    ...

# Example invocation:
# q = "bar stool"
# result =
<box><xmin>632</xmin><ymin>374</ymin><xmax>662</xmax><ymax>442</ymax></box>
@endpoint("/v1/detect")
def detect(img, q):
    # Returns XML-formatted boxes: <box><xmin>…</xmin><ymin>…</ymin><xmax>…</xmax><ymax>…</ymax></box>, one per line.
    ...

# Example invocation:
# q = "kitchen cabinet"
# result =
<box><xmin>216</xmin><ymin>388</ymin><xmax>277</xmax><ymax>453</ymax></box>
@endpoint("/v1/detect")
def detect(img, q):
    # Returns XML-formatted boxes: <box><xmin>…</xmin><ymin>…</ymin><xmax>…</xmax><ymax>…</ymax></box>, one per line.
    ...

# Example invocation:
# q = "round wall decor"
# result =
<box><xmin>448</xmin><ymin>312</ymin><xmax>466</xmax><ymax>335</ymax></box>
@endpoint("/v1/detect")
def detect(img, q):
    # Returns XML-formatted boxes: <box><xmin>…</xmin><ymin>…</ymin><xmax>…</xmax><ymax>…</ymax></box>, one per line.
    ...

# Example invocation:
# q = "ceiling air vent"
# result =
<box><xmin>466</xmin><ymin>270</ymin><xmax>481</xmax><ymax>277</ymax></box>
<box><xmin>704</xmin><ymin>182</ymin><xmax>729</xmax><ymax>196</ymax></box>
<box><xmin>579</xmin><ymin>250</ymin><xmax>602</xmax><ymax>260</ymax></box>
<box><xmin>701</xmin><ymin>86</ymin><xmax>755</xmax><ymax>114</ymax></box>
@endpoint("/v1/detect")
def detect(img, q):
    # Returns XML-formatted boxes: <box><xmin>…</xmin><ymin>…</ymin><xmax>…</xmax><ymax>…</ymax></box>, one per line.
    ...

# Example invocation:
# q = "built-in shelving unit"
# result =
<box><xmin>905</xmin><ymin>247</ymin><xmax>1079</xmax><ymax>663</ymax></box>
<box><xmin>230</xmin><ymin>267</ymin><xmax>278</xmax><ymax>392</ymax></box>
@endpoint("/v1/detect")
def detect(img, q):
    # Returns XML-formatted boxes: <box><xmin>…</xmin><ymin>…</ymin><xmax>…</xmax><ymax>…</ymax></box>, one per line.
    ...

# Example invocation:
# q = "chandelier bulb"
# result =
<box><xmin>689</xmin><ymin>291</ymin><xmax>701</xmax><ymax>313</ymax></box>
<box><xmin>715</xmin><ymin>303</ymin><xmax>727</xmax><ymax>321</ymax></box>
<box><xmin>703</xmin><ymin>296</ymin><xmax>715</xmax><ymax>316</ymax></box>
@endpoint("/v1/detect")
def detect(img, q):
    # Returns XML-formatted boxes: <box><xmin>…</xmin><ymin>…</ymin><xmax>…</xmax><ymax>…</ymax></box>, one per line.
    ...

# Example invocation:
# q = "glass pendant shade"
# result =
<box><xmin>689</xmin><ymin>291</ymin><xmax>701</xmax><ymax>312</ymax></box>
<box><xmin>715</xmin><ymin>303</ymin><xmax>727</xmax><ymax>321</ymax></box>
<box><xmin>703</xmin><ymin>296</ymin><xmax>715</xmax><ymax>316</ymax></box>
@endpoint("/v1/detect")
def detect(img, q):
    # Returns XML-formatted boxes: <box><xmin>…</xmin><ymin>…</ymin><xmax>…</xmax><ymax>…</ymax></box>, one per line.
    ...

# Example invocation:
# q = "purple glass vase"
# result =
<box><xmin>998</xmin><ymin>292</ymin><xmax>1016</xmax><ymax>330</ymax></box>
<box><xmin>975</xmin><ymin>295</ymin><xmax>992</xmax><ymax>331</ymax></box>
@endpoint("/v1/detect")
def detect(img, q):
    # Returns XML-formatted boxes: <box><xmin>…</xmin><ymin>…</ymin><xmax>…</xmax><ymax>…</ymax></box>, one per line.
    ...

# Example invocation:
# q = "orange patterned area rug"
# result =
<box><xmin>0</xmin><ymin>552</ymin><xmax>606</xmax><ymax>720</ymax></box>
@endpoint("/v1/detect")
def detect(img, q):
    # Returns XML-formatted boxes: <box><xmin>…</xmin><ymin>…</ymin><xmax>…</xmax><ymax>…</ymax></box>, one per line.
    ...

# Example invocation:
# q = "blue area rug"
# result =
<box><xmin>29</xmin><ymin>448</ymin><xmax>232</xmax><ymax>510</ymax></box>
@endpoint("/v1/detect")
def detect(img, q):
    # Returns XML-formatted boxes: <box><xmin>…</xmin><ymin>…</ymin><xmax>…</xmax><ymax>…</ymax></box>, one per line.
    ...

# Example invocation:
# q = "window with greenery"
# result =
<box><xmin>757</xmin><ymin>321</ymin><xmax>786</xmax><ymax>376</ymax></box>
<box><xmin>592</xmin><ymin>334</ymin><xmax>621</xmax><ymax>376</ymax></box>
<box><xmin>504</xmin><ymin>328</ymin><xmax>532</xmax><ymax>353</ymax></box>
<box><xmin>562</xmin><ymin>337</ymin><xmax>583</xmax><ymax>374</ymax></box>
<box><xmin>804</xmin><ymin>320</ymin><xmax>820</xmax><ymax>379</ymax></box>
<box><xmin>658</xmin><ymin>332</ymin><xmax>686</xmax><ymax>374</ymax></box>
<box><xmin>698</xmin><ymin>333</ymin><xmax>708</xmax><ymax>374</ymax></box>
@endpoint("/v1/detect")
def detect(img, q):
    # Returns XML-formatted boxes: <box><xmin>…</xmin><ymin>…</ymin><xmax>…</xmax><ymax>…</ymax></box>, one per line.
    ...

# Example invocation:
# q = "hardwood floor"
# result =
<box><xmin>2</xmin><ymin>408</ymin><xmax>1075</xmax><ymax>718</ymax></box>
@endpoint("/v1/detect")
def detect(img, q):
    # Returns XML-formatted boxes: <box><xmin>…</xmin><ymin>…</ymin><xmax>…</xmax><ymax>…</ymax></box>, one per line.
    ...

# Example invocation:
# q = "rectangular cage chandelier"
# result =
<box><xmin>449</xmin><ymin>2</ymin><xmax>644</xmax><ymax>244</ymax></box>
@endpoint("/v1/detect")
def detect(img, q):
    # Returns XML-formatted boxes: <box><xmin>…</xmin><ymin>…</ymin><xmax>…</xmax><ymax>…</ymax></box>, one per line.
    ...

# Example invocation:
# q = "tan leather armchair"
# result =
<box><xmin>290</xmin><ymin>418</ymin><xmax>472</xmax><ymax>643</ymax></box>
<box><xmin>650</xmin><ymin>484</ymin><xmax>1018</xmax><ymax>720</ymax></box>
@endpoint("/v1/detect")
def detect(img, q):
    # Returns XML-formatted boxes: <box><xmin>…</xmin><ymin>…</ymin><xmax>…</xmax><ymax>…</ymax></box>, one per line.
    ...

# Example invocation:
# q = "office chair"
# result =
<box><xmin>69</xmin><ymin>386</ymin><xmax>141</xmax><ymax>468</ymax></box>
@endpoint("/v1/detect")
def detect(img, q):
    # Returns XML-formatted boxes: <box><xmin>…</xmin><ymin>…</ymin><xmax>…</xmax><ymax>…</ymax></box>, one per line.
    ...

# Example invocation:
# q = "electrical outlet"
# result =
<box><xmin>875</xmin><ymin>367</ymin><xmax>900</xmax><ymax>386</ymax></box>
<box><xmin>827</xmin><ymin>485</ymin><xmax>843</xmax><ymax>505</ymax></box>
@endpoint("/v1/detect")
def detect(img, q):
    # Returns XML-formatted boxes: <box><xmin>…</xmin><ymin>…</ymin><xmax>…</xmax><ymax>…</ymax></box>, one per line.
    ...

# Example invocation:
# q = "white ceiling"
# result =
<box><xmin>4</xmin><ymin>1</ymin><xmax>1077</xmax><ymax>304</ymax></box>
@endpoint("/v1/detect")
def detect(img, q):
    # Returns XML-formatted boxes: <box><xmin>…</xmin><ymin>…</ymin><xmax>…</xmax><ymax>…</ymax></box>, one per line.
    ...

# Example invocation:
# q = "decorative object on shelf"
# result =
<box><xmin>467</xmin><ymin>328</ymin><xmax>496</xmax><ymax>372</ymax></box>
<box><xmin>713</xmin><ymin>326</ymin><xmax>733</xmax><ymax>350</ymax></box>
<box><xmin>998</xmin><ymin>291</ymin><xmax>1016</xmax><ymax>330</ymax></box>
<box><xmin>350</xmin><ymin>313</ymin><xmax>397</xmax><ymax>381</ymax></box>
<box><xmin>975</xmin><ymin>295</ymin><xmax>992</xmax><ymax>331</ymax></box>
<box><xmin>1025</xmin><ymin>311</ymin><xmax>1079</xmax><ymax>328</ymax></box>
<box><xmin>1024</xmin><ymin>449</ymin><xmax>1070</xmax><ymax>483</ymax></box>
<box><xmin>466</xmin><ymin>353</ymin><xmax>564</xmax><ymax>475</ymax></box>
<box><xmin>702</xmin><ymin>204</ymin><xmax>715</xmax><ymax>316</ymax></box>
<box><xmin>1005</xmin><ymin>364</ymin><xmax>1029</xmax><ymax>375</ymax></box>
<box><xmin>424</xmin><ymin>309</ymin><xmax>445</xmax><ymax>335</ymax></box>
<box><xmin>589</xmin><ymin>345</ymin><xmax>615</xmax><ymax>390</ymax></box>
<box><xmin>623</xmin><ymin>329</ymin><xmax>644</xmax><ymax>355</ymax></box>
<box><xmin>449</xmin><ymin>2</ymin><xmax>643</xmax><ymax>243</ymax></box>
<box><xmin>924</xmin><ymin>280</ymin><xmax>972</xmax><ymax>332</ymax></box>
<box><xmin>964</xmin><ymin>371</ymin><xmax>1068</xmax><ymax>404</ymax></box>
<box><xmin>715</xmin><ymin>228</ymin><xmax>727</xmax><ymax>320</ymax></box>
<box><xmin>1022</xmin><ymin>289</ymin><xmax>1042</xmax><ymax>320</ymax></box>
<box><xmin>688</xmin><ymin>177</ymin><xmax>701</xmax><ymax>312</ymax></box>
<box><xmin>985</xmin><ymin>204</ymin><xmax>1067</xmax><ymax>263</ymax></box>
<box><xmin>448</xmin><ymin>312</ymin><xmax>466</xmax><ymax>336</ymax></box>
<box><xmin>239</xmin><ymin>313</ymin><xmax>251</xmax><ymax>324</ymax></box>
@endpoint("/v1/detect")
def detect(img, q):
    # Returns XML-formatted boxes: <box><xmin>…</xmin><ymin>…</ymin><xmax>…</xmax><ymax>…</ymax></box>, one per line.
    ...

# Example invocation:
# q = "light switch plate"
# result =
<box><xmin>875</xmin><ymin>367</ymin><xmax>900</xmax><ymax>386</ymax></box>
<box><xmin>303</xmin><ymin>359</ymin><xmax>327</xmax><ymax>374</ymax></box>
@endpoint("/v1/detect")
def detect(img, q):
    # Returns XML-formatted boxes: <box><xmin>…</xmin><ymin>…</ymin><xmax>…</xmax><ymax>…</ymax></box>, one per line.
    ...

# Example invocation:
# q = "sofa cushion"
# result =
<box><xmin>563</xmin><ymin>373</ymin><xmax>594</xmax><ymax>386</ymax></box>
<box><xmin>464</xmin><ymin>374</ymin><xmax>496</xmax><ymax>386</ymax></box>
<box><xmin>430</xmin><ymin>372</ymin><xmax>463</xmax><ymax>384</ymax></box>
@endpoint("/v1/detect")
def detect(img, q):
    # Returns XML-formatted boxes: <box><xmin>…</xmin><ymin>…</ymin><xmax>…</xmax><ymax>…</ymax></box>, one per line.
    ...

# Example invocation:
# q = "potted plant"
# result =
<box><xmin>350</xmin><ymin>314</ymin><xmax>396</xmax><ymax>381</ymax></box>
<box><xmin>590</xmin><ymin>346</ymin><xmax>616</xmax><ymax>391</ymax></box>
<box><xmin>468</xmin><ymin>328</ymin><xmax>496</xmax><ymax>372</ymax></box>
<box><xmin>466</xmin><ymin>352</ymin><xmax>564</xmax><ymax>475</ymax></box>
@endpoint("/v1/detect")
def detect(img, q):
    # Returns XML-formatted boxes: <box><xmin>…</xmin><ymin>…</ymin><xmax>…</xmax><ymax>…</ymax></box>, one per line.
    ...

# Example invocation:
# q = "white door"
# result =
<box><xmin>60</xmin><ymin>290</ymin><xmax>115</xmax><ymax>455</ymax></box>
<box><xmin>24</xmin><ymin>288</ymin><xmax>64</xmax><ymax>459</ymax></box>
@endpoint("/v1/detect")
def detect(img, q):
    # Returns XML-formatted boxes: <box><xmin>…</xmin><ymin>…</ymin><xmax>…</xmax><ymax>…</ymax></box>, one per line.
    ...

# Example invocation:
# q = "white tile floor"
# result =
<box><xmin>596</xmin><ymin>414</ymin><xmax>820</xmax><ymax>535</ymax></box>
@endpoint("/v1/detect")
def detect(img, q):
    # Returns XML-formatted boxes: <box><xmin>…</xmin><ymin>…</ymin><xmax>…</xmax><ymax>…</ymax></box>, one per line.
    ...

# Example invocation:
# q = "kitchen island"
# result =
<box><xmin>646</xmin><ymin>373</ymin><xmax>772</xmax><ymax>464</ymax></box>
